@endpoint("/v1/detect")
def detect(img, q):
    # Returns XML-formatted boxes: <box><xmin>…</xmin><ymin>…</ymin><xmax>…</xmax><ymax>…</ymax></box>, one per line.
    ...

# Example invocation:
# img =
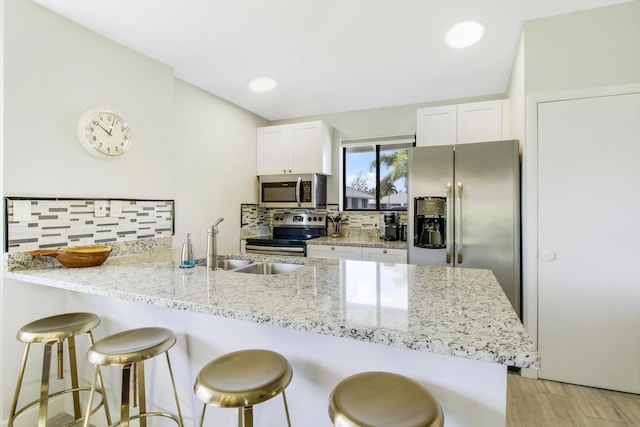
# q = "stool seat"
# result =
<box><xmin>87</xmin><ymin>327</ymin><xmax>176</xmax><ymax>366</ymax></box>
<box><xmin>17</xmin><ymin>312</ymin><xmax>101</xmax><ymax>343</ymax></box>
<box><xmin>83</xmin><ymin>326</ymin><xmax>183</xmax><ymax>427</ymax></box>
<box><xmin>194</xmin><ymin>349</ymin><xmax>292</xmax><ymax>427</ymax></box>
<box><xmin>329</xmin><ymin>371</ymin><xmax>444</xmax><ymax>427</ymax></box>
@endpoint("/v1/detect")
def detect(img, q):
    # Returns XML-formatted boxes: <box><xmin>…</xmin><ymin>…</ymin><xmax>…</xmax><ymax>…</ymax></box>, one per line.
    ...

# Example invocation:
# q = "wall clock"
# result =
<box><xmin>77</xmin><ymin>108</ymin><xmax>132</xmax><ymax>159</ymax></box>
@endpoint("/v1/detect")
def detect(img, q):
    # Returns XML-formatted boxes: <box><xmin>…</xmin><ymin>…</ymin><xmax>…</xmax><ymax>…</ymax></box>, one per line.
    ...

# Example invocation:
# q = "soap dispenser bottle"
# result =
<box><xmin>180</xmin><ymin>233</ymin><xmax>195</xmax><ymax>268</ymax></box>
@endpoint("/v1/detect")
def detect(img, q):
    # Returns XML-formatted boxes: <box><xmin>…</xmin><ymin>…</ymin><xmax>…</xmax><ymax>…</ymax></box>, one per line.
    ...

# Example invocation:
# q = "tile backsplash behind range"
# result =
<box><xmin>5</xmin><ymin>198</ymin><xmax>174</xmax><ymax>253</ymax></box>
<box><xmin>240</xmin><ymin>203</ymin><xmax>406</xmax><ymax>239</ymax></box>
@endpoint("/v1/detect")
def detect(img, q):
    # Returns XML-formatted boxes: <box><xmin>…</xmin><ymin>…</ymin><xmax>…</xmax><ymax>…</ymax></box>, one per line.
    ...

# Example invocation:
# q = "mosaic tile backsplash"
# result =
<box><xmin>5</xmin><ymin>198</ymin><xmax>174</xmax><ymax>253</ymax></box>
<box><xmin>240</xmin><ymin>203</ymin><xmax>407</xmax><ymax>239</ymax></box>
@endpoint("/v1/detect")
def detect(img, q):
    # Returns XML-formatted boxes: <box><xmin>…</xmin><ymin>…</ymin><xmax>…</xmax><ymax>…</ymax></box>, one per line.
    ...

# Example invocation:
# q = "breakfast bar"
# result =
<box><xmin>5</xmin><ymin>250</ymin><xmax>538</xmax><ymax>427</ymax></box>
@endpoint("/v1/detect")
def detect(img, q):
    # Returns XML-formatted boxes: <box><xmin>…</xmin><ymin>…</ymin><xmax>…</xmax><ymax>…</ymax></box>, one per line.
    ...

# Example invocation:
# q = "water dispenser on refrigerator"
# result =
<box><xmin>414</xmin><ymin>197</ymin><xmax>446</xmax><ymax>249</ymax></box>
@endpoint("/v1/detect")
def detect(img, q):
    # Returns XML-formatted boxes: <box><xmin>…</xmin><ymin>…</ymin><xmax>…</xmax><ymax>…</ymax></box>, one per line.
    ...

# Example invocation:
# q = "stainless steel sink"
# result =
<box><xmin>232</xmin><ymin>262</ymin><xmax>302</xmax><ymax>275</ymax></box>
<box><xmin>217</xmin><ymin>259</ymin><xmax>253</xmax><ymax>270</ymax></box>
<box><xmin>194</xmin><ymin>258</ymin><xmax>253</xmax><ymax>270</ymax></box>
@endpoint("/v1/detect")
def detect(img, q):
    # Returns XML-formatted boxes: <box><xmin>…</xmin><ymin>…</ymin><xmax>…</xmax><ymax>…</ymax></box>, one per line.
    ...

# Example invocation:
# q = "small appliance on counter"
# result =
<box><xmin>379</xmin><ymin>212</ymin><xmax>400</xmax><ymax>241</ymax></box>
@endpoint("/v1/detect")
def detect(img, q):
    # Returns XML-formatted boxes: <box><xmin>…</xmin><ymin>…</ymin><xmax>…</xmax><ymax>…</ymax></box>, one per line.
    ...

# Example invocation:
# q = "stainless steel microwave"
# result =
<box><xmin>259</xmin><ymin>173</ymin><xmax>327</xmax><ymax>208</ymax></box>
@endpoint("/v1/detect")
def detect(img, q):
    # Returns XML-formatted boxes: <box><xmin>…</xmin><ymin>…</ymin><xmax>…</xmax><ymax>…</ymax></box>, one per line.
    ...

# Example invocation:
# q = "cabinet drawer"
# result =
<box><xmin>307</xmin><ymin>245</ymin><xmax>362</xmax><ymax>260</ymax></box>
<box><xmin>362</xmin><ymin>248</ymin><xmax>407</xmax><ymax>263</ymax></box>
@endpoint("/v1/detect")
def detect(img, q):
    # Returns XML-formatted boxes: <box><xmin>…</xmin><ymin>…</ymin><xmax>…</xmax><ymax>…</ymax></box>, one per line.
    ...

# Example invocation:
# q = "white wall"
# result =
<box><xmin>3</xmin><ymin>0</ymin><xmax>175</xmax><ymax>199</ymax></box>
<box><xmin>524</xmin><ymin>1</ymin><xmax>640</xmax><ymax>93</ymax></box>
<box><xmin>172</xmin><ymin>79</ymin><xmax>267</xmax><ymax>252</ymax></box>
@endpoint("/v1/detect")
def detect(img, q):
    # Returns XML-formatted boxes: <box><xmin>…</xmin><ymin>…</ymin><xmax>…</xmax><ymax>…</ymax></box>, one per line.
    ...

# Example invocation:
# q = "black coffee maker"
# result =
<box><xmin>379</xmin><ymin>212</ymin><xmax>400</xmax><ymax>241</ymax></box>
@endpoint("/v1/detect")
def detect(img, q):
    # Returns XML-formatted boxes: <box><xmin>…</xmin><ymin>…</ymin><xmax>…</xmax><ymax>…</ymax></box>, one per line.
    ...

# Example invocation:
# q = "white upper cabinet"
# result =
<box><xmin>416</xmin><ymin>105</ymin><xmax>457</xmax><ymax>147</ymax></box>
<box><xmin>416</xmin><ymin>100</ymin><xmax>509</xmax><ymax>146</ymax></box>
<box><xmin>257</xmin><ymin>120</ymin><xmax>333</xmax><ymax>175</ymax></box>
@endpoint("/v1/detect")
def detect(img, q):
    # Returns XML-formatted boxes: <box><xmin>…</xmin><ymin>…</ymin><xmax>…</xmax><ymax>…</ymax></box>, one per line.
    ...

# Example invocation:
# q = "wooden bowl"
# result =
<box><xmin>28</xmin><ymin>245</ymin><xmax>113</xmax><ymax>268</ymax></box>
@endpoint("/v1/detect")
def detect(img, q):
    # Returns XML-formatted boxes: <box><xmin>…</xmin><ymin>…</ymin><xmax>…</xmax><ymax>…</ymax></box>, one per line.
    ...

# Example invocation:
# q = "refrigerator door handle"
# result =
<box><xmin>456</xmin><ymin>182</ymin><xmax>463</xmax><ymax>264</ymax></box>
<box><xmin>446</xmin><ymin>183</ymin><xmax>453</xmax><ymax>264</ymax></box>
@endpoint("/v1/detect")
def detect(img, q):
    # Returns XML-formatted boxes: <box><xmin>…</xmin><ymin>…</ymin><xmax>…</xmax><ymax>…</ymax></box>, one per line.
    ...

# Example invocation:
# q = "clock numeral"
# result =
<box><xmin>92</xmin><ymin>136</ymin><xmax>97</xmax><ymax>141</ymax></box>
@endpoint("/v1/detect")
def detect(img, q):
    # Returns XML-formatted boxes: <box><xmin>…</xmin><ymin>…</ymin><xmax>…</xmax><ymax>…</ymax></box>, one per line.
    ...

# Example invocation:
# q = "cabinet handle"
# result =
<box><xmin>383</xmin><ymin>249</ymin><xmax>387</xmax><ymax>254</ymax></box>
<box><xmin>331</xmin><ymin>247</ymin><xmax>335</xmax><ymax>250</ymax></box>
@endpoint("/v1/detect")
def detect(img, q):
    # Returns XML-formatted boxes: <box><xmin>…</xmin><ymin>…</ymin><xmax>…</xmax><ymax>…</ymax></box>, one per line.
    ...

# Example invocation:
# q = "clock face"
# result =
<box><xmin>78</xmin><ymin>109</ymin><xmax>131</xmax><ymax>158</ymax></box>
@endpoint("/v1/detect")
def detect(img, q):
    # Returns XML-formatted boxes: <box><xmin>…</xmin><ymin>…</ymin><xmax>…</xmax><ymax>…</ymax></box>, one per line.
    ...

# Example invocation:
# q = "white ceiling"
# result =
<box><xmin>33</xmin><ymin>0</ymin><xmax>630</xmax><ymax>120</ymax></box>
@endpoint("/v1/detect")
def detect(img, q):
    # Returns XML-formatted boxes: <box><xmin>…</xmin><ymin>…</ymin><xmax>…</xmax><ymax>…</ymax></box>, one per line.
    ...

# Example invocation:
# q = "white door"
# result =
<box><xmin>537</xmin><ymin>92</ymin><xmax>640</xmax><ymax>393</ymax></box>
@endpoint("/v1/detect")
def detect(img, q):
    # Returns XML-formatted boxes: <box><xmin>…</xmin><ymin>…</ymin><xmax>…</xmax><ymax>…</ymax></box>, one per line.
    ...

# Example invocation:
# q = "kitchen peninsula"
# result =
<box><xmin>6</xmin><ymin>250</ymin><xmax>538</xmax><ymax>427</ymax></box>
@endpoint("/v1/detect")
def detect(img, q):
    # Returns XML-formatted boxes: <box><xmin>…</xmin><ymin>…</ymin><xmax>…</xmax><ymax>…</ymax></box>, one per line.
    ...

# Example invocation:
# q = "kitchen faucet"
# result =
<box><xmin>206</xmin><ymin>217</ymin><xmax>224</xmax><ymax>270</ymax></box>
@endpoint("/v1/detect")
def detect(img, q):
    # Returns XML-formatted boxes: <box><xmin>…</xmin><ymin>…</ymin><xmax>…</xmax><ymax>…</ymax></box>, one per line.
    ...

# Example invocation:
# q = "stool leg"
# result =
<box><xmin>137</xmin><ymin>362</ymin><xmax>147</xmax><ymax>427</ymax></box>
<box><xmin>67</xmin><ymin>336</ymin><xmax>82</xmax><ymax>420</ymax></box>
<box><xmin>88</xmin><ymin>331</ymin><xmax>113</xmax><ymax>426</ymax></box>
<box><xmin>9</xmin><ymin>343</ymin><xmax>32</xmax><ymax>427</ymax></box>
<box><xmin>83</xmin><ymin>366</ymin><xmax>100</xmax><ymax>427</ymax></box>
<box><xmin>281</xmin><ymin>390</ymin><xmax>292</xmax><ymax>427</ymax></box>
<box><xmin>198</xmin><ymin>403</ymin><xmax>207</xmax><ymax>427</ymax></box>
<box><xmin>38</xmin><ymin>341</ymin><xmax>55</xmax><ymax>427</ymax></box>
<box><xmin>121</xmin><ymin>363</ymin><xmax>133</xmax><ymax>427</ymax></box>
<box><xmin>165</xmin><ymin>352</ymin><xmax>184</xmax><ymax>427</ymax></box>
<box><xmin>241</xmin><ymin>406</ymin><xmax>253</xmax><ymax>427</ymax></box>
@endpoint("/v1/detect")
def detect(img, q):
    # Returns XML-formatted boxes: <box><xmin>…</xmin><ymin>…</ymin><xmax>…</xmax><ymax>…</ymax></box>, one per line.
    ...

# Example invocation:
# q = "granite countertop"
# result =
<box><xmin>307</xmin><ymin>236</ymin><xmax>408</xmax><ymax>250</ymax></box>
<box><xmin>5</xmin><ymin>250</ymin><xmax>538</xmax><ymax>368</ymax></box>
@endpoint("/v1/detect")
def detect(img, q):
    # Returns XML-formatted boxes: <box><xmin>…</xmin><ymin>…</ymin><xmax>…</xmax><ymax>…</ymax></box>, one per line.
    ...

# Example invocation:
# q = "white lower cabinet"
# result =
<box><xmin>362</xmin><ymin>247</ymin><xmax>407</xmax><ymax>263</ymax></box>
<box><xmin>307</xmin><ymin>245</ymin><xmax>362</xmax><ymax>260</ymax></box>
<box><xmin>307</xmin><ymin>245</ymin><xmax>407</xmax><ymax>263</ymax></box>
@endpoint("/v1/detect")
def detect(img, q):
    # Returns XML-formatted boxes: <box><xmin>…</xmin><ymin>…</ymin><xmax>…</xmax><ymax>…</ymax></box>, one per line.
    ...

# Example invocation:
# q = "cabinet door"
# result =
<box><xmin>362</xmin><ymin>248</ymin><xmax>407</xmax><ymax>263</ymax></box>
<box><xmin>537</xmin><ymin>93</ymin><xmax>640</xmax><ymax>393</ymax></box>
<box><xmin>257</xmin><ymin>125</ymin><xmax>291</xmax><ymax>175</ymax></box>
<box><xmin>290</xmin><ymin>121</ymin><xmax>332</xmax><ymax>175</ymax></box>
<box><xmin>416</xmin><ymin>105</ymin><xmax>457</xmax><ymax>147</ymax></box>
<box><xmin>307</xmin><ymin>245</ymin><xmax>362</xmax><ymax>260</ymax></box>
<box><xmin>457</xmin><ymin>100</ymin><xmax>503</xmax><ymax>144</ymax></box>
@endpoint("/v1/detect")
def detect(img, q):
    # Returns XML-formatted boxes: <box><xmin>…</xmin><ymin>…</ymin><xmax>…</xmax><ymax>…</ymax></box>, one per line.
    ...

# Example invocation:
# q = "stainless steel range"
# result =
<box><xmin>245</xmin><ymin>213</ymin><xmax>327</xmax><ymax>257</ymax></box>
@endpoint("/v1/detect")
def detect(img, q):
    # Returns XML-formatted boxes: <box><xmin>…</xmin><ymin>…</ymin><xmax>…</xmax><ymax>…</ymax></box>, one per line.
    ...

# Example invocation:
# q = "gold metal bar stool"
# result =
<box><xmin>194</xmin><ymin>349</ymin><xmax>293</xmax><ymax>427</ymax></box>
<box><xmin>82</xmin><ymin>326</ymin><xmax>184</xmax><ymax>427</ymax></box>
<box><xmin>328</xmin><ymin>371</ymin><xmax>444</xmax><ymax>427</ymax></box>
<box><xmin>9</xmin><ymin>312</ymin><xmax>112</xmax><ymax>427</ymax></box>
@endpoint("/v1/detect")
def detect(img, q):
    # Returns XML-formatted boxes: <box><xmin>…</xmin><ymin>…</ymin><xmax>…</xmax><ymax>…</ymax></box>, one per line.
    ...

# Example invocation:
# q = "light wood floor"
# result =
<box><xmin>507</xmin><ymin>371</ymin><xmax>640</xmax><ymax>426</ymax></box>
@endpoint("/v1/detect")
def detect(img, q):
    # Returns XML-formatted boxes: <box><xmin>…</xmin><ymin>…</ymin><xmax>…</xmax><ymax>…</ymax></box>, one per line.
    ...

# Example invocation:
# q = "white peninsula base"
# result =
<box><xmin>3</xmin><ymin>283</ymin><xmax>508</xmax><ymax>427</ymax></box>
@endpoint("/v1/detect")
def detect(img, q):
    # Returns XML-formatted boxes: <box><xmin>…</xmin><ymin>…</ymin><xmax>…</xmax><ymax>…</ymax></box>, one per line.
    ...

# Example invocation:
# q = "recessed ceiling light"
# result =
<box><xmin>248</xmin><ymin>76</ymin><xmax>277</xmax><ymax>92</ymax></box>
<box><xmin>446</xmin><ymin>21</ymin><xmax>484</xmax><ymax>48</ymax></box>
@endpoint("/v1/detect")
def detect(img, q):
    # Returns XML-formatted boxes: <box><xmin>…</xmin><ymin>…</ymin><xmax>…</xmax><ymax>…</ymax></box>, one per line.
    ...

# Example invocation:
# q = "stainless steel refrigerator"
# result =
<box><xmin>408</xmin><ymin>140</ymin><xmax>521</xmax><ymax>316</ymax></box>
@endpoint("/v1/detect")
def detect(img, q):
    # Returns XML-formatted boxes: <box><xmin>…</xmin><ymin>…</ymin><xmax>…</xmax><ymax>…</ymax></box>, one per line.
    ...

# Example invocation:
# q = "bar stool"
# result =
<box><xmin>9</xmin><ymin>312</ymin><xmax>112</xmax><ymax>427</ymax></box>
<box><xmin>194</xmin><ymin>349</ymin><xmax>293</xmax><ymax>427</ymax></box>
<box><xmin>328</xmin><ymin>371</ymin><xmax>444</xmax><ymax>427</ymax></box>
<box><xmin>83</xmin><ymin>326</ymin><xmax>184</xmax><ymax>427</ymax></box>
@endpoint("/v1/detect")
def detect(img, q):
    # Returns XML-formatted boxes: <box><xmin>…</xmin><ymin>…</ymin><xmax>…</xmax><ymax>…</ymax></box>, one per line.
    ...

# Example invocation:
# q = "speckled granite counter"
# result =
<box><xmin>6</xmin><ymin>250</ymin><xmax>537</xmax><ymax>369</ymax></box>
<box><xmin>307</xmin><ymin>236</ymin><xmax>408</xmax><ymax>250</ymax></box>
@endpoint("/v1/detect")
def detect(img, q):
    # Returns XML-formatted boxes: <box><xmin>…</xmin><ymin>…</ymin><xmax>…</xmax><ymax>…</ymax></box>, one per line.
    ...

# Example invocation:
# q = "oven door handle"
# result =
<box><xmin>245</xmin><ymin>245</ymin><xmax>305</xmax><ymax>253</ymax></box>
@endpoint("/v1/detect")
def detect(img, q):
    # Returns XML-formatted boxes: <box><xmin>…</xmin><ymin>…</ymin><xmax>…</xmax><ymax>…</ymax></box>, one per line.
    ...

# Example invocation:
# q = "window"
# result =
<box><xmin>341</xmin><ymin>134</ymin><xmax>415</xmax><ymax>211</ymax></box>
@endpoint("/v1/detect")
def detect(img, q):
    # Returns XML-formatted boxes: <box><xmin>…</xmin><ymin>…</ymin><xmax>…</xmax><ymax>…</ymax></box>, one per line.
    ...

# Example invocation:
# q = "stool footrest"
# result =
<box><xmin>107</xmin><ymin>411</ymin><xmax>182</xmax><ymax>427</ymax></box>
<box><xmin>9</xmin><ymin>387</ymin><xmax>108</xmax><ymax>427</ymax></box>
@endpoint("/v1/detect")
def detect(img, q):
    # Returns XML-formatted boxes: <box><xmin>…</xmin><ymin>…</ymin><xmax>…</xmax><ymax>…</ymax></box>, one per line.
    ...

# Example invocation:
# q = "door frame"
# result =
<box><xmin>522</xmin><ymin>83</ymin><xmax>640</xmax><ymax>378</ymax></box>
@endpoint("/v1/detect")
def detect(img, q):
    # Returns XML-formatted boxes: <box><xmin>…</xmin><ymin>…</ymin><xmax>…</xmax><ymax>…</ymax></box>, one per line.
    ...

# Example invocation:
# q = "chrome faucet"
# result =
<box><xmin>206</xmin><ymin>217</ymin><xmax>224</xmax><ymax>270</ymax></box>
